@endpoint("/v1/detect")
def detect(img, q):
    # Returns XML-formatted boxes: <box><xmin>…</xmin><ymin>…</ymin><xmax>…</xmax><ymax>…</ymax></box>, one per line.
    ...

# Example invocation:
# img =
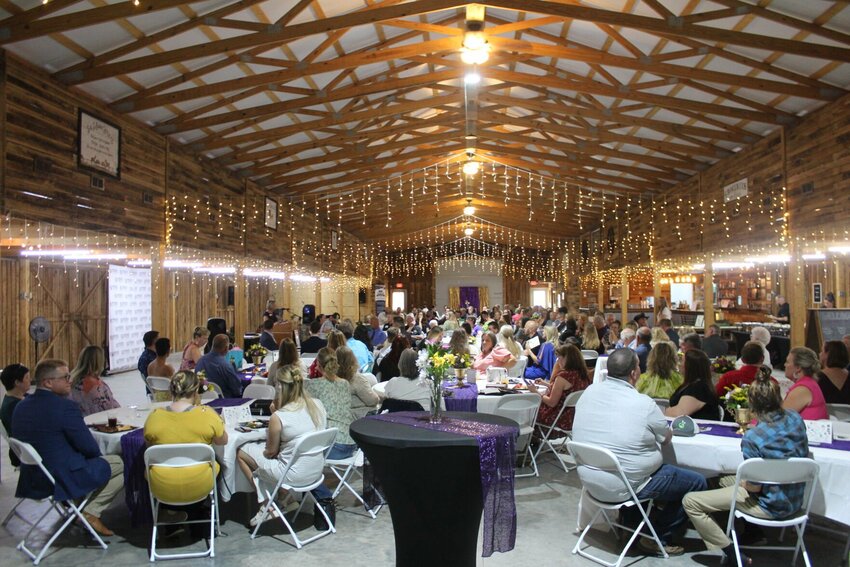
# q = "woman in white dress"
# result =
<box><xmin>384</xmin><ymin>349</ymin><xmax>443</xmax><ymax>411</ymax></box>
<box><xmin>237</xmin><ymin>364</ymin><xmax>327</xmax><ymax>526</ymax></box>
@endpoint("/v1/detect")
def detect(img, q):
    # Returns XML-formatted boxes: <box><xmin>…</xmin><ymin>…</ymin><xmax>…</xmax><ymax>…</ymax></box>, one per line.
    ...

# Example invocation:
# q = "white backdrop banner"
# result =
<box><xmin>108</xmin><ymin>264</ymin><xmax>152</xmax><ymax>373</ymax></box>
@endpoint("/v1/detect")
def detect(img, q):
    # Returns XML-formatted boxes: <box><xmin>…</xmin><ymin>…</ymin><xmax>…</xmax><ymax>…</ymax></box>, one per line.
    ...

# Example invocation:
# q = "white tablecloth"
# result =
<box><xmin>372</xmin><ymin>379</ymin><xmax>538</xmax><ymax>414</ymax></box>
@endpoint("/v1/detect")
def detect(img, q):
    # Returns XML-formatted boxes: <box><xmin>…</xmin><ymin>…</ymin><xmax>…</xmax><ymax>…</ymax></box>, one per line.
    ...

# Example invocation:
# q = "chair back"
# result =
<box><xmin>581</xmin><ymin>350</ymin><xmax>599</xmax><ymax>360</ymax></box>
<box><xmin>733</xmin><ymin>458</ymin><xmax>820</xmax><ymax>516</ymax></box>
<box><xmin>277</xmin><ymin>428</ymin><xmax>339</xmax><ymax>490</ymax></box>
<box><xmin>379</xmin><ymin>398</ymin><xmax>424</xmax><ymax>413</ymax></box>
<box><xmin>568</xmin><ymin>440</ymin><xmax>638</xmax><ymax>503</ymax></box>
<box><xmin>0</xmin><ymin>420</ymin><xmax>9</xmax><ymax>442</ymax></box>
<box><xmin>251</xmin><ymin>376</ymin><xmax>268</xmax><ymax>385</ymax></box>
<box><xmin>147</xmin><ymin>376</ymin><xmax>171</xmax><ymax>402</ymax></box>
<box><xmin>8</xmin><ymin>438</ymin><xmax>57</xmax><ymax>486</ymax></box>
<box><xmin>206</xmin><ymin>382</ymin><xmax>224</xmax><ymax>398</ymax></box>
<box><xmin>827</xmin><ymin>403</ymin><xmax>850</xmax><ymax>422</ymax></box>
<box><xmin>495</xmin><ymin>393</ymin><xmax>541</xmax><ymax>430</ymax></box>
<box><xmin>507</xmin><ymin>356</ymin><xmax>527</xmax><ymax>378</ymax></box>
<box><xmin>145</xmin><ymin>443</ymin><xmax>217</xmax><ymax>505</ymax></box>
<box><xmin>564</xmin><ymin>389</ymin><xmax>585</xmax><ymax>408</ymax></box>
<box><xmin>653</xmin><ymin>398</ymin><xmax>670</xmax><ymax>410</ymax></box>
<box><xmin>243</xmin><ymin>383</ymin><xmax>276</xmax><ymax>400</ymax></box>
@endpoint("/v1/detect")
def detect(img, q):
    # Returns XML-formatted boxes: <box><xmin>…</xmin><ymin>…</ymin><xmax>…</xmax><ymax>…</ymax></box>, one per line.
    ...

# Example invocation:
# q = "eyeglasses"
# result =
<box><xmin>51</xmin><ymin>373</ymin><xmax>72</xmax><ymax>382</ymax></box>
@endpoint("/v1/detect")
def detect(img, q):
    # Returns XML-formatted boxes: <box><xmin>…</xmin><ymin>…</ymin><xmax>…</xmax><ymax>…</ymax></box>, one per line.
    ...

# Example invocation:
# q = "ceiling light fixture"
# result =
<box><xmin>464</xmin><ymin>72</ymin><xmax>481</xmax><ymax>85</ymax></box>
<box><xmin>464</xmin><ymin>227</ymin><xmax>474</xmax><ymax>236</ymax></box>
<box><xmin>463</xmin><ymin>197</ymin><xmax>476</xmax><ymax>216</ymax></box>
<box><xmin>462</xmin><ymin>161</ymin><xmax>480</xmax><ymax>176</ymax></box>
<box><xmin>461</xmin><ymin>34</ymin><xmax>490</xmax><ymax>65</ymax></box>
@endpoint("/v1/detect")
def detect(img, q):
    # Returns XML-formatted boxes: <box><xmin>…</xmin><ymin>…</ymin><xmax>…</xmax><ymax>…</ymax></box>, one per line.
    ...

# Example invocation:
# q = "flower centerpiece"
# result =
<box><xmin>711</xmin><ymin>356</ymin><xmax>736</xmax><ymax>375</ymax></box>
<box><xmin>246</xmin><ymin>344</ymin><xmax>268</xmax><ymax>368</ymax></box>
<box><xmin>452</xmin><ymin>352</ymin><xmax>473</xmax><ymax>386</ymax></box>
<box><xmin>417</xmin><ymin>344</ymin><xmax>456</xmax><ymax>423</ymax></box>
<box><xmin>724</xmin><ymin>384</ymin><xmax>751</xmax><ymax>434</ymax></box>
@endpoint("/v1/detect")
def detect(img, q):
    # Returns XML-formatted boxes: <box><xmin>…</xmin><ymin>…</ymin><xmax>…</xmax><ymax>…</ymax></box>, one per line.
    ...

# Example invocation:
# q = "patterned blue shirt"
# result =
<box><xmin>741</xmin><ymin>409</ymin><xmax>809</xmax><ymax>518</ymax></box>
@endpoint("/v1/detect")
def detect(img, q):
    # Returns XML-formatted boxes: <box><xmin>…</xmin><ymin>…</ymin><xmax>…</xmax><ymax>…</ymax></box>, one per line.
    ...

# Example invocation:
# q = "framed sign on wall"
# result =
<box><xmin>78</xmin><ymin>110</ymin><xmax>121</xmax><ymax>178</ymax></box>
<box><xmin>264</xmin><ymin>197</ymin><xmax>278</xmax><ymax>230</ymax></box>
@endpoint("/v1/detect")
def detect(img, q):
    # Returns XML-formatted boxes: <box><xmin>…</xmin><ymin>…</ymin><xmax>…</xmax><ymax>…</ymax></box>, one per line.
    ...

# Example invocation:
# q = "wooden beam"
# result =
<box><xmin>57</xmin><ymin>0</ymin><xmax>463</xmax><ymax>84</ymax></box>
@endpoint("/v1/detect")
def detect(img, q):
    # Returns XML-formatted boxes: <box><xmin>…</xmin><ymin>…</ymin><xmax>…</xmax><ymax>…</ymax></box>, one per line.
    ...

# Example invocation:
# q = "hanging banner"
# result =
<box><xmin>375</xmin><ymin>285</ymin><xmax>386</xmax><ymax>314</ymax></box>
<box><xmin>723</xmin><ymin>178</ymin><xmax>748</xmax><ymax>202</ymax></box>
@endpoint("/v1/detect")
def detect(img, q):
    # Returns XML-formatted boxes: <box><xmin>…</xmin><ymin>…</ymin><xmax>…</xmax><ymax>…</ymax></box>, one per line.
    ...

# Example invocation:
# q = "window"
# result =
<box><xmin>670</xmin><ymin>283</ymin><xmax>694</xmax><ymax>309</ymax></box>
<box><xmin>531</xmin><ymin>288</ymin><xmax>549</xmax><ymax>308</ymax></box>
<box><xmin>391</xmin><ymin>290</ymin><xmax>406</xmax><ymax>312</ymax></box>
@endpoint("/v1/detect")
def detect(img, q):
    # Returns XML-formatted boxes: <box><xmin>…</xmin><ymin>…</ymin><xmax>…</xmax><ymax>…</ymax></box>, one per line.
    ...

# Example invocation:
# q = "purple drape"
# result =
<box><xmin>370</xmin><ymin>412</ymin><xmax>518</xmax><ymax>556</ymax></box>
<box><xmin>444</xmin><ymin>382</ymin><xmax>479</xmax><ymax>412</ymax></box>
<box><xmin>459</xmin><ymin>287</ymin><xmax>480</xmax><ymax>312</ymax></box>
<box><xmin>121</xmin><ymin>428</ymin><xmax>151</xmax><ymax>526</ymax></box>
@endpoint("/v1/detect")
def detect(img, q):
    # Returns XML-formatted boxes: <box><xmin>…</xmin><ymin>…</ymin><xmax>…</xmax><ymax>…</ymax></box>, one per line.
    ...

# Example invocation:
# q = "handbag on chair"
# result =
<box><xmin>313</xmin><ymin>498</ymin><xmax>336</xmax><ymax>531</ymax></box>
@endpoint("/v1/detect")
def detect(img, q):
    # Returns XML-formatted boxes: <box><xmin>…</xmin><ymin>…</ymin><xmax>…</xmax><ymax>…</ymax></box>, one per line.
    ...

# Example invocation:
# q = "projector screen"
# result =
<box><xmin>107</xmin><ymin>264</ymin><xmax>152</xmax><ymax>373</ymax></box>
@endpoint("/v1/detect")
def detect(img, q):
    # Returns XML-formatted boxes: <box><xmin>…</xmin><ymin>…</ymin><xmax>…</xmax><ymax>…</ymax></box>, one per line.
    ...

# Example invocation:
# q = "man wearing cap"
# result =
<box><xmin>633</xmin><ymin>313</ymin><xmax>648</xmax><ymax>327</ymax></box>
<box><xmin>572</xmin><ymin>348</ymin><xmax>707</xmax><ymax>557</ymax></box>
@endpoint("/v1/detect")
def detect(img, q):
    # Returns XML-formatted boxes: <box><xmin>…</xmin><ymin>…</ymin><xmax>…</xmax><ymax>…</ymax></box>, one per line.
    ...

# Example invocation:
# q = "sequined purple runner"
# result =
<box><xmin>693</xmin><ymin>420</ymin><xmax>850</xmax><ymax>451</ymax></box>
<box><xmin>208</xmin><ymin>397</ymin><xmax>253</xmax><ymax>409</ymax></box>
<box><xmin>370</xmin><ymin>411</ymin><xmax>518</xmax><ymax>557</ymax></box>
<box><xmin>120</xmin><ymin>428</ymin><xmax>151</xmax><ymax>526</ymax></box>
<box><xmin>443</xmin><ymin>382</ymin><xmax>479</xmax><ymax>412</ymax></box>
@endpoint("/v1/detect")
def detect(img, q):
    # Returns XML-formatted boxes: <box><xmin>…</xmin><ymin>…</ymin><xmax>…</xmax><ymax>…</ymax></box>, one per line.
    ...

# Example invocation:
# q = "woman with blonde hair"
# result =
<box><xmin>336</xmin><ymin>345</ymin><xmax>381</xmax><ymax>419</ymax></box>
<box><xmin>524</xmin><ymin>325</ymin><xmax>559</xmax><ymax>380</ymax></box>
<box><xmin>498</xmin><ymin>325</ymin><xmax>522</xmax><ymax>359</ymax></box>
<box><xmin>308</xmin><ymin>330</ymin><xmax>346</xmax><ymax>378</ymax></box>
<box><xmin>649</xmin><ymin>327</ymin><xmax>671</xmax><ymax>348</ymax></box>
<box><xmin>443</xmin><ymin>312</ymin><xmax>459</xmax><ymax>331</ymax></box>
<box><xmin>636</xmin><ymin>341</ymin><xmax>683</xmax><ymax>399</ymax></box>
<box><xmin>580</xmin><ymin>322</ymin><xmax>604</xmax><ymax>354</ymax></box>
<box><xmin>69</xmin><ymin>345</ymin><xmax>119</xmax><ymax>417</ymax></box>
<box><xmin>783</xmin><ymin>346</ymin><xmax>828</xmax><ymax>420</ymax></box>
<box><xmin>236</xmin><ymin>364</ymin><xmax>327</xmax><ymax>526</ymax></box>
<box><xmin>180</xmin><ymin>326</ymin><xmax>210</xmax><ymax>371</ymax></box>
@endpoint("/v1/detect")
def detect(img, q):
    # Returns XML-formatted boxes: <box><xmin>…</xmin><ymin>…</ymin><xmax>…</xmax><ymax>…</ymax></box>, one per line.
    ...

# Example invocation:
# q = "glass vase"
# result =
<box><xmin>428</xmin><ymin>375</ymin><xmax>444</xmax><ymax>424</ymax></box>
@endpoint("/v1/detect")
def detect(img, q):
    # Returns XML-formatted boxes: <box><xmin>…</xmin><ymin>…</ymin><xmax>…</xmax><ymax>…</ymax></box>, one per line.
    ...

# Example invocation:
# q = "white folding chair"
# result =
<box><xmin>581</xmin><ymin>350</ymin><xmax>600</xmax><ymax>361</ymax></box>
<box><xmin>145</xmin><ymin>443</ymin><xmax>220</xmax><ymax>561</ymax></box>
<box><xmin>325</xmin><ymin>448</ymin><xmax>383</xmax><ymax>519</ymax></box>
<box><xmin>827</xmin><ymin>403</ymin><xmax>850</xmax><ymax>422</ymax></box>
<box><xmin>494</xmin><ymin>393</ymin><xmax>542</xmax><ymax>478</ymax></box>
<box><xmin>507</xmin><ymin>355</ymin><xmax>527</xmax><ymax>378</ymax></box>
<box><xmin>201</xmin><ymin>382</ymin><xmax>223</xmax><ymax>400</ymax></box>
<box><xmin>725</xmin><ymin>458</ymin><xmax>820</xmax><ymax>567</ymax></box>
<box><xmin>250</xmin><ymin>428</ymin><xmax>339</xmax><ymax>548</ymax></box>
<box><xmin>1</xmin><ymin>421</ymin><xmax>27</xmax><ymax>527</ymax></box>
<box><xmin>653</xmin><ymin>398</ymin><xmax>670</xmax><ymax>411</ymax></box>
<box><xmin>243</xmin><ymin>384</ymin><xmax>275</xmax><ymax>400</ymax></box>
<box><xmin>9</xmin><ymin>438</ymin><xmax>108</xmax><ymax>565</ymax></box>
<box><xmin>568</xmin><ymin>441</ymin><xmax>668</xmax><ymax>567</ymax></box>
<box><xmin>534</xmin><ymin>390</ymin><xmax>584</xmax><ymax>473</ymax></box>
<box><xmin>146</xmin><ymin>376</ymin><xmax>171</xmax><ymax>402</ymax></box>
<box><xmin>250</xmin><ymin>376</ymin><xmax>268</xmax><ymax>385</ymax></box>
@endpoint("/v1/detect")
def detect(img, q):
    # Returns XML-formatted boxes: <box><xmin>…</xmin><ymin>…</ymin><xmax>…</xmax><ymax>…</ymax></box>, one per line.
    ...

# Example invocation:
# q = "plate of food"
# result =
<box><xmin>237</xmin><ymin>420</ymin><xmax>269</xmax><ymax>432</ymax></box>
<box><xmin>90</xmin><ymin>424</ymin><xmax>137</xmax><ymax>434</ymax></box>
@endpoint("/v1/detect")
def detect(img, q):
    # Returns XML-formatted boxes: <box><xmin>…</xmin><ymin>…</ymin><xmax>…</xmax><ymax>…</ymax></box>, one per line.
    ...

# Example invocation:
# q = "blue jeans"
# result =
<box><xmin>312</xmin><ymin>443</ymin><xmax>357</xmax><ymax>500</ymax></box>
<box><xmin>626</xmin><ymin>464</ymin><xmax>707</xmax><ymax>544</ymax></box>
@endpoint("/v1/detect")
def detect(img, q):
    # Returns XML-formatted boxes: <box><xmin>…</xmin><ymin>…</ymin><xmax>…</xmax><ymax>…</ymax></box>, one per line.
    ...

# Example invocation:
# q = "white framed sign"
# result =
<box><xmin>812</xmin><ymin>282</ymin><xmax>823</xmax><ymax>304</ymax></box>
<box><xmin>264</xmin><ymin>197</ymin><xmax>278</xmax><ymax>230</ymax></box>
<box><xmin>723</xmin><ymin>177</ymin><xmax>748</xmax><ymax>202</ymax></box>
<box><xmin>78</xmin><ymin>110</ymin><xmax>121</xmax><ymax>178</ymax></box>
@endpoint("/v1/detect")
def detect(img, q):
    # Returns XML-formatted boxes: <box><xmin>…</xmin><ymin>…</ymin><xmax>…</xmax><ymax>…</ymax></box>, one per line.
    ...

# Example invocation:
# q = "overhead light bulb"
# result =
<box><xmin>462</xmin><ymin>161</ymin><xmax>480</xmax><ymax>176</ymax></box>
<box><xmin>464</xmin><ymin>72</ymin><xmax>481</xmax><ymax>85</ymax></box>
<box><xmin>463</xmin><ymin>31</ymin><xmax>487</xmax><ymax>51</ymax></box>
<box><xmin>464</xmin><ymin>227</ymin><xmax>474</xmax><ymax>236</ymax></box>
<box><xmin>463</xmin><ymin>205</ymin><xmax>476</xmax><ymax>216</ymax></box>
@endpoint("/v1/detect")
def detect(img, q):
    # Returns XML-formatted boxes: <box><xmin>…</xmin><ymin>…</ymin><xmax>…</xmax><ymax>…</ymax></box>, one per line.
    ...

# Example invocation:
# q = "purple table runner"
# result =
<box><xmin>120</xmin><ymin>428</ymin><xmax>152</xmax><ymax>526</ymax></box>
<box><xmin>369</xmin><ymin>412</ymin><xmax>518</xmax><ymax>557</ymax></box>
<box><xmin>693</xmin><ymin>420</ymin><xmax>850</xmax><ymax>451</ymax></box>
<box><xmin>443</xmin><ymin>382</ymin><xmax>479</xmax><ymax>412</ymax></box>
<box><xmin>208</xmin><ymin>397</ymin><xmax>253</xmax><ymax>409</ymax></box>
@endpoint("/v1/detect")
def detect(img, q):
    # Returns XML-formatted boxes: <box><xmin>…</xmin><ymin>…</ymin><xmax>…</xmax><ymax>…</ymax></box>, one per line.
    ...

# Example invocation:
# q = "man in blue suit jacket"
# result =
<box><xmin>12</xmin><ymin>359</ymin><xmax>123</xmax><ymax>536</ymax></box>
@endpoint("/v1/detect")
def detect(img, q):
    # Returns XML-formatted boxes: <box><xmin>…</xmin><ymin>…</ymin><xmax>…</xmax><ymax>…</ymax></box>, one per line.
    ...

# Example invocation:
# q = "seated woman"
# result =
<box><xmin>649</xmin><ymin>327</ymin><xmax>671</xmax><ymax>349</ymax></box>
<box><xmin>524</xmin><ymin>325</ymin><xmax>558</xmax><ymax>381</ymax></box>
<box><xmin>385</xmin><ymin>349</ymin><xmax>441</xmax><ymax>411</ymax></box>
<box><xmin>580</xmin><ymin>322</ymin><xmax>605</xmax><ymax>355</ymax></box>
<box><xmin>783</xmin><ymin>346</ymin><xmax>828</xmax><ymax>420</ymax></box>
<box><xmin>527</xmin><ymin>344</ymin><xmax>591</xmax><ymax>435</ymax></box>
<box><xmin>665</xmin><ymin>349</ymin><xmax>721</xmax><ymax>421</ymax></box>
<box><xmin>0</xmin><ymin>363</ymin><xmax>30</xmax><ymax>466</ymax></box>
<box><xmin>69</xmin><ymin>345</ymin><xmax>120</xmax><ymax>417</ymax></box>
<box><xmin>817</xmin><ymin>340</ymin><xmax>850</xmax><ymax>404</ymax></box>
<box><xmin>473</xmin><ymin>332</ymin><xmax>517</xmax><ymax>379</ymax></box>
<box><xmin>497</xmin><ymin>325</ymin><xmax>522</xmax><ymax>364</ymax></box>
<box><xmin>148</xmin><ymin>337</ymin><xmax>175</xmax><ymax>378</ymax></box>
<box><xmin>308</xmin><ymin>330</ymin><xmax>345</xmax><ymax>378</ymax></box>
<box><xmin>305</xmin><ymin>348</ymin><xmax>355</xmax><ymax>460</ymax></box>
<box><xmin>636</xmin><ymin>341</ymin><xmax>683</xmax><ymax>399</ymax></box>
<box><xmin>237</xmin><ymin>365</ymin><xmax>327</xmax><ymax>526</ymax></box>
<box><xmin>143</xmin><ymin>370</ymin><xmax>228</xmax><ymax>508</ymax></box>
<box><xmin>336</xmin><ymin>346</ymin><xmax>381</xmax><ymax>420</ymax></box>
<box><xmin>378</xmin><ymin>335</ymin><xmax>409</xmax><ymax>382</ymax></box>
<box><xmin>736</xmin><ymin>326</ymin><xmax>772</xmax><ymax>370</ymax></box>
<box><xmin>180</xmin><ymin>326</ymin><xmax>209</xmax><ymax>371</ymax></box>
<box><xmin>448</xmin><ymin>328</ymin><xmax>471</xmax><ymax>358</ymax></box>
<box><xmin>268</xmin><ymin>338</ymin><xmax>307</xmax><ymax>381</ymax></box>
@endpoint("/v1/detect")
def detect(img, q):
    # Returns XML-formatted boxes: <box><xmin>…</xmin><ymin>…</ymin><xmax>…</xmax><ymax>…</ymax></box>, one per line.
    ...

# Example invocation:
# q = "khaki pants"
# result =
<box><xmin>682</xmin><ymin>475</ymin><xmax>772</xmax><ymax>550</ymax></box>
<box><xmin>83</xmin><ymin>454</ymin><xmax>124</xmax><ymax>518</ymax></box>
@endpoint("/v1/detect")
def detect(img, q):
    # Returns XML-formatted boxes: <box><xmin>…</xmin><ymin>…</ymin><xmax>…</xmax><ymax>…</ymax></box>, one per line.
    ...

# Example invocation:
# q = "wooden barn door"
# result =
<box><xmin>29</xmin><ymin>263</ymin><xmax>108</xmax><ymax>367</ymax></box>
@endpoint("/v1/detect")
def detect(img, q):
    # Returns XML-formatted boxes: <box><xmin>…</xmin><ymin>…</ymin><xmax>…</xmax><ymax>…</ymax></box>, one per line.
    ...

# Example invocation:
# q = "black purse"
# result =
<box><xmin>313</xmin><ymin>497</ymin><xmax>336</xmax><ymax>531</ymax></box>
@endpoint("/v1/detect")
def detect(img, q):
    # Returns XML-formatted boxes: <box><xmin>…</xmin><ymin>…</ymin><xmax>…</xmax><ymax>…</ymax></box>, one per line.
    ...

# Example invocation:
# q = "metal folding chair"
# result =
<box><xmin>533</xmin><ymin>390</ymin><xmax>584</xmax><ymax>473</ymax></box>
<box><xmin>9</xmin><ymin>438</ymin><xmax>108</xmax><ymax>565</ymax></box>
<box><xmin>325</xmin><ymin>448</ymin><xmax>383</xmax><ymax>518</ymax></box>
<box><xmin>243</xmin><ymin>383</ymin><xmax>275</xmax><ymax>399</ymax></box>
<box><xmin>494</xmin><ymin>392</ymin><xmax>542</xmax><ymax>478</ymax></box>
<box><xmin>0</xmin><ymin>421</ymin><xmax>27</xmax><ymax>527</ymax></box>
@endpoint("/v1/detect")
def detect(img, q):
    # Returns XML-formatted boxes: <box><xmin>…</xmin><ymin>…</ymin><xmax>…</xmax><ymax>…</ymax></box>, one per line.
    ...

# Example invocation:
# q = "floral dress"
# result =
<box><xmin>536</xmin><ymin>369</ymin><xmax>591</xmax><ymax>437</ymax></box>
<box><xmin>305</xmin><ymin>377</ymin><xmax>353</xmax><ymax>444</ymax></box>
<box><xmin>70</xmin><ymin>374</ymin><xmax>120</xmax><ymax>417</ymax></box>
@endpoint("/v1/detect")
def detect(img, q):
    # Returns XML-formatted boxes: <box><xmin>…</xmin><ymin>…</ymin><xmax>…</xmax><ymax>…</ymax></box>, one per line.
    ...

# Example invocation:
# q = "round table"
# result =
<box><xmin>350</xmin><ymin>411</ymin><xmax>516</xmax><ymax>567</ymax></box>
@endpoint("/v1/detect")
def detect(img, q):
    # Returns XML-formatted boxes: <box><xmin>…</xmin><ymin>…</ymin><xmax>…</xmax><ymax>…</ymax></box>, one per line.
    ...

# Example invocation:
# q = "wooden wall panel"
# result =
<box><xmin>245</xmin><ymin>180</ymin><xmax>290</xmax><ymax>264</ymax></box>
<box><xmin>786</xmin><ymin>93</ymin><xmax>850</xmax><ymax>237</ymax></box>
<box><xmin>653</xmin><ymin>177</ymin><xmax>702</xmax><ymax>261</ymax></box>
<box><xmin>388</xmin><ymin>274</ymin><xmax>434</xmax><ymax>311</ymax></box>
<box><xmin>3</xmin><ymin>56</ymin><xmax>166</xmax><ymax>241</ymax></box>
<box><xmin>503</xmin><ymin>275</ymin><xmax>530</xmax><ymax>307</ymax></box>
<box><xmin>169</xmin><ymin>272</ymin><xmax>229</xmax><ymax>346</ymax></box>
<box><xmin>0</xmin><ymin>258</ymin><xmax>21</xmax><ymax>368</ymax></box>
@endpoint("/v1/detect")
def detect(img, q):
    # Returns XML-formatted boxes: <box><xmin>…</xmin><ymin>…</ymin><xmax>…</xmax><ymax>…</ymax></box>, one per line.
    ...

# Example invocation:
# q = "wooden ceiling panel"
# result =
<box><xmin>2</xmin><ymin>0</ymin><xmax>848</xmax><ymax>246</ymax></box>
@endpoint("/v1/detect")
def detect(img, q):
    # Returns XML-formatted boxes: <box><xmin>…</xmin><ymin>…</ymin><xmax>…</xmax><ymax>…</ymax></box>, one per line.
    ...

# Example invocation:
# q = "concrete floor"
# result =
<box><xmin>1</xmin><ymin>363</ymin><xmax>848</xmax><ymax>566</ymax></box>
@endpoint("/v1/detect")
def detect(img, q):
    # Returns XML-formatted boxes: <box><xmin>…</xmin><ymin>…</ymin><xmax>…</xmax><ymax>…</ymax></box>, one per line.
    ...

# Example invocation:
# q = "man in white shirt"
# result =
<box><xmin>572</xmin><ymin>348</ymin><xmax>707</xmax><ymax>556</ymax></box>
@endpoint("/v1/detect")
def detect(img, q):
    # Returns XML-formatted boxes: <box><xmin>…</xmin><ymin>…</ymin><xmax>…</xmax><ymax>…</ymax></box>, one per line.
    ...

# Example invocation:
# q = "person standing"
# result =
<box><xmin>771</xmin><ymin>295</ymin><xmax>790</xmax><ymax>323</ymax></box>
<box><xmin>12</xmin><ymin>359</ymin><xmax>124</xmax><ymax>536</ymax></box>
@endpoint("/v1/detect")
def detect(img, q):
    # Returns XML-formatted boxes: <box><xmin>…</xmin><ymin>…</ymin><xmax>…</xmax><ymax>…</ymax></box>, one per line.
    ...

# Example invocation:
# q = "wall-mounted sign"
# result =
<box><xmin>723</xmin><ymin>177</ymin><xmax>748</xmax><ymax>202</ymax></box>
<box><xmin>264</xmin><ymin>197</ymin><xmax>278</xmax><ymax>230</ymax></box>
<box><xmin>78</xmin><ymin>110</ymin><xmax>121</xmax><ymax>178</ymax></box>
<box><xmin>813</xmin><ymin>282</ymin><xmax>823</xmax><ymax>305</ymax></box>
<box><xmin>375</xmin><ymin>285</ymin><xmax>386</xmax><ymax>314</ymax></box>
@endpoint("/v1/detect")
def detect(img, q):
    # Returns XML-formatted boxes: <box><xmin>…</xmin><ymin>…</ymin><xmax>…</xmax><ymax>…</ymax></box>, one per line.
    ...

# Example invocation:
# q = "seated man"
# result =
<box><xmin>684</xmin><ymin>371</ymin><xmax>808</xmax><ymax>565</ymax></box>
<box><xmin>658</xmin><ymin>319</ymin><xmax>679</xmax><ymax>347</ymax></box>
<box><xmin>138</xmin><ymin>329</ymin><xmax>159</xmax><ymax>380</ymax></box>
<box><xmin>300</xmin><ymin>319</ymin><xmax>327</xmax><ymax>354</ymax></box>
<box><xmin>12</xmin><ymin>359</ymin><xmax>124</xmax><ymax>536</ymax></box>
<box><xmin>196</xmin><ymin>334</ymin><xmax>243</xmax><ymax>398</ymax></box>
<box><xmin>338</xmin><ymin>321</ymin><xmax>373</xmax><ymax>371</ymax></box>
<box><xmin>702</xmin><ymin>324</ymin><xmax>729</xmax><ymax>359</ymax></box>
<box><xmin>572</xmin><ymin>349</ymin><xmax>707</xmax><ymax>556</ymax></box>
<box><xmin>716</xmin><ymin>341</ymin><xmax>766</xmax><ymax>397</ymax></box>
<box><xmin>369</xmin><ymin>315</ymin><xmax>388</xmax><ymax>349</ymax></box>
<box><xmin>634</xmin><ymin>327</ymin><xmax>652</xmax><ymax>373</ymax></box>
<box><xmin>259</xmin><ymin>319</ymin><xmax>279</xmax><ymax>351</ymax></box>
